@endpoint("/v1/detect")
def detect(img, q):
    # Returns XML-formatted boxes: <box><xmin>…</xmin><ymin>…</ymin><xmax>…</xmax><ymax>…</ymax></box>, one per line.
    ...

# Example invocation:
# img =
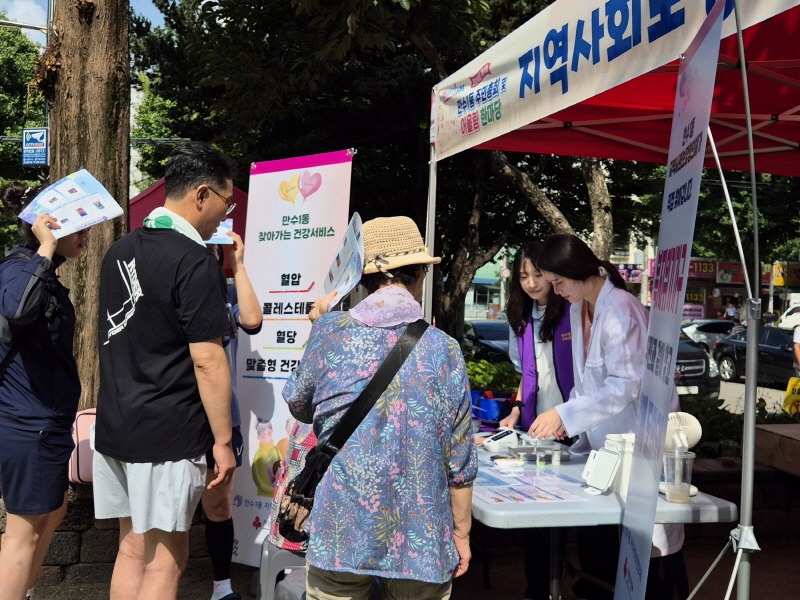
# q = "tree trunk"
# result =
<box><xmin>582</xmin><ymin>158</ymin><xmax>614</xmax><ymax>260</ymax></box>
<box><xmin>41</xmin><ymin>1</ymin><xmax>130</xmax><ymax>410</ymax></box>
<box><xmin>435</xmin><ymin>155</ymin><xmax>515</xmax><ymax>339</ymax></box>
<box><xmin>491</xmin><ymin>151</ymin><xmax>575</xmax><ymax>235</ymax></box>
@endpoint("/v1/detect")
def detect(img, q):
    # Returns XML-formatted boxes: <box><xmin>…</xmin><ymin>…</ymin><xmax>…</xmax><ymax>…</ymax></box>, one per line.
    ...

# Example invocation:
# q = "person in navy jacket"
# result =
<box><xmin>0</xmin><ymin>183</ymin><xmax>90</xmax><ymax>600</ymax></box>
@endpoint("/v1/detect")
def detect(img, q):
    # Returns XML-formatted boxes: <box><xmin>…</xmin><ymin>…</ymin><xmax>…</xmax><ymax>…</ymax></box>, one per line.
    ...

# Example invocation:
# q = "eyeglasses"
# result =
<box><xmin>207</xmin><ymin>186</ymin><xmax>236</xmax><ymax>215</ymax></box>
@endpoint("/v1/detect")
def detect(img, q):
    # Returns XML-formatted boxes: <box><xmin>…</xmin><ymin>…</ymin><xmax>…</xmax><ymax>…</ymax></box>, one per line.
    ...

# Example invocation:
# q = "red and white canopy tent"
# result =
<box><xmin>428</xmin><ymin>1</ymin><xmax>800</xmax><ymax>597</ymax></box>
<box><xmin>430</xmin><ymin>1</ymin><xmax>800</xmax><ymax>174</ymax></box>
<box><xmin>428</xmin><ymin>0</ymin><xmax>799</xmax><ymax>309</ymax></box>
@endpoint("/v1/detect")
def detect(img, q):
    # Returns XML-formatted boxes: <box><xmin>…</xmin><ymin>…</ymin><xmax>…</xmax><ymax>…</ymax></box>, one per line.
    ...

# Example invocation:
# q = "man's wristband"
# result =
<box><xmin>509</xmin><ymin>400</ymin><xmax>523</xmax><ymax>409</ymax></box>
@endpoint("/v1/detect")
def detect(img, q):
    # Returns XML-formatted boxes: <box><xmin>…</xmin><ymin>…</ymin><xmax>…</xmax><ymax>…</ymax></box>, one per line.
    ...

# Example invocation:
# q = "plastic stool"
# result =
<box><xmin>258</xmin><ymin>540</ymin><xmax>307</xmax><ymax>600</ymax></box>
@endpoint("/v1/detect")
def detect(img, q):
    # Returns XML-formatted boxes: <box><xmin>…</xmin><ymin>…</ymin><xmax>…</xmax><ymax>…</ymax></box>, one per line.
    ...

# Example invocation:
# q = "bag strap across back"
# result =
<box><xmin>0</xmin><ymin>253</ymin><xmax>37</xmax><ymax>382</ymax></box>
<box><xmin>327</xmin><ymin>319</ymin><xmax>428</xmax><ymax>452</ymax></box>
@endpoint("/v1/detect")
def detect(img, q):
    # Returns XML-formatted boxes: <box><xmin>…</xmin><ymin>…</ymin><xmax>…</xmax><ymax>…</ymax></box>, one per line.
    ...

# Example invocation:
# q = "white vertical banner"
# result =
<box><xmin>231</xmin><ymin>149</ymin><xmax>353</xmax><ymax>567</ymax></box>
<box><xmin>614</xmin><ymin>2</ymin><xmax>724</xmax><ymax>598</ymax></box>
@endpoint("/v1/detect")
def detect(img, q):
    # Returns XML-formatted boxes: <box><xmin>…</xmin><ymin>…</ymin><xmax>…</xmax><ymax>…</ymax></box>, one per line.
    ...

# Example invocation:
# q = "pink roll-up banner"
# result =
<box><xmin>231</xmin><ymin>148</ymin><xmax>353</xmax><ymax>567</ymax></box>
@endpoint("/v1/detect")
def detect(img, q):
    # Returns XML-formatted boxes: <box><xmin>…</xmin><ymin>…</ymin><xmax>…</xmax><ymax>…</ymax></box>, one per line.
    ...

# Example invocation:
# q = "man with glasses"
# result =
<box><xmin>95</xmin><ymin>142</ymin><xmax>238</xmax><ymax>600</ymax></box>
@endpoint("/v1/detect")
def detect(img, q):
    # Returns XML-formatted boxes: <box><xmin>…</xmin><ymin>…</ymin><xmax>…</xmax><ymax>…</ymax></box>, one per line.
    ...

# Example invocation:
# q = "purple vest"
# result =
<box><xmin>516</xmin><ymin>308</ymin><xmax>574</xmax><ymax>429</ymax></box>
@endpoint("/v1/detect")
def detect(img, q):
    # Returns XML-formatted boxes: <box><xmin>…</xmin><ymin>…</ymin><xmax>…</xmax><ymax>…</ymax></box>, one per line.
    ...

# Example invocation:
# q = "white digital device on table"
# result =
<box><xmin>581</xmin><ymin>448</ymin><xmax>621</xmax><ymax>495</ymax></box>
<box><xmin>482</xmin><ymin>428</ymin><xmax>519</xmax><ymax>453</ymax></box>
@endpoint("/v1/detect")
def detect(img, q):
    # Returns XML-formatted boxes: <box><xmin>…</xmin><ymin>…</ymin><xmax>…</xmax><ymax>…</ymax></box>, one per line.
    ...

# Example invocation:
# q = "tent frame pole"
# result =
<box><xmin>690</xmin><ymin>4</ymin><xmax>763</xmax><ymax>598</ymax></box>
<box><xmin>423</xmin><ymin>147</ymin><xmax>438</xmax><ymax>323</ymax></box>
<box><xmin>732</xmin><ymin>2</ymin><xmax>761</xmax><ymax>597</ymax></box>
<box><xmin>686</xmin><ymin>130</ymin><xmax>761</xmax><ymax>600</ymax></box>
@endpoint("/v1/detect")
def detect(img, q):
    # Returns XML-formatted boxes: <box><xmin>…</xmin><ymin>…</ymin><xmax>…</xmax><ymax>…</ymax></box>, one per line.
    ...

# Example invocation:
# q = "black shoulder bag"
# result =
<box><xmin>277</xmin><ymin>319</ymin><xmax>429</xmax><ymax>543</ymax></box>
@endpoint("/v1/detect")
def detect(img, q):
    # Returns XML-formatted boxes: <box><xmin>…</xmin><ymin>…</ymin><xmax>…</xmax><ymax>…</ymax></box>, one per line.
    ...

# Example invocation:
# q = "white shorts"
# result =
<box><xmin>93</xmin><ymin>451</ymin><xmax>207</xmax><ymax>534</ymax></box>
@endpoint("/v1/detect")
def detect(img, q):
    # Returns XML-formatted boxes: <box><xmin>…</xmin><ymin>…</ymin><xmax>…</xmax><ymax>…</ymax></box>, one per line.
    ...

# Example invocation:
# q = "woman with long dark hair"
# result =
<box><xmin>502</xmin><ymin>241</ymin><xmax>573</xmax><ymax>434</ymax></box>
<box><xmin>0</xmin><ymin>183</ymin><xmax>90</xmax><ymax>600</ymax></box>
<box><xmin>501</xmin><ymin>241</ymin><xmax>574</xmax><ymax>600</ymax></box>
<box><xmin>530</xmin><ymin>233</ymin><xmax>686</xmax><ymax>600</ymax></box>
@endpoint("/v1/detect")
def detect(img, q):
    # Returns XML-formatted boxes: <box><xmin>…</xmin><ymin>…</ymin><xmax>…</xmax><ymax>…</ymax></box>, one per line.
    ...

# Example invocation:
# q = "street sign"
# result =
<box><xmin>22</xmin><ymin>127</ymin><xmax>48</xmax><ymax>166</ymax></box>
<box><xmin>500</xmin><ymin>267</ymin><xmax>511</xmax><ymax>279</ymax></box>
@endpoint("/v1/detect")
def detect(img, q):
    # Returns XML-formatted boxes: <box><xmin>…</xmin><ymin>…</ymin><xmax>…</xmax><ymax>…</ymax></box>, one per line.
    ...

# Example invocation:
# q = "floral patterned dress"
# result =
<box><xmin>283</xmin><ymin>286</ymin><xmax>477</xmax><ymax>583</ymax></box>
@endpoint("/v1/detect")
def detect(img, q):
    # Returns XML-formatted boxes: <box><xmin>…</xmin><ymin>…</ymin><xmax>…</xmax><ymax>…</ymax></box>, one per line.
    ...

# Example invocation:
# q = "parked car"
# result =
<box><xmin>675</xmin><ymin>331</ymin><xmax>721</xmax><ymax>401</ymax></box>
<box><xmin>777</xmin><ymin>305</ymin><xmax>800</xmax><ymax>329</ymax></box>
<box><xmin>712</xmin><ymin>326</ymin><xmax>795</xmax><ymax>387</ymax></box>
<box><xmin>463</xmin><ymin>320</ymin><xmax>510</xmax><ymax>363</ymax></box>
<box><xmin>681</xmin><ymin>319</ymin><xmax>737</xmax><ymax>352</ymax></box>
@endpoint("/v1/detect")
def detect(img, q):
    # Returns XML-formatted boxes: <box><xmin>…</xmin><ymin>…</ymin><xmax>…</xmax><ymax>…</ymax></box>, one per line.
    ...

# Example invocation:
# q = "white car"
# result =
<box><xmin>680</xmin><ymin>319</ymin><xmax>737</xmax><ymax>353</ymax></box>
<box><xmin>777</xmin><ymin>306</ymin><xmax>800</xmax><ymax>329</ymax></box>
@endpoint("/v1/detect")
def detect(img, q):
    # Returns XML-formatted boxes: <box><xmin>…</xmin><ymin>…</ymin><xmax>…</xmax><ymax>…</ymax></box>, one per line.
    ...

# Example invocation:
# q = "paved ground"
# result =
<box><xmin>34</xmin><ymin>535</ymin><xmax>799</xmax><ymax>599</ymax></box>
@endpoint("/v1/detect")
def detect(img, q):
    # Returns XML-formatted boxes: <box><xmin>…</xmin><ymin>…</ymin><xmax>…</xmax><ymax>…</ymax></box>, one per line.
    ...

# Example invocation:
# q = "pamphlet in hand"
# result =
<box><xmin>18</xmin><ymin>169</ymin><xmax>124</xmax><ymax>239</ymax></box>
<box><xmin>324</xmin><ymin>212</ymin><xmax>364</xmax><ymax>308</ymax></box>
<box><xmin>205</xmin><ymin>219</ymin><xmax>234</xmax><ymax>244</ymax></box>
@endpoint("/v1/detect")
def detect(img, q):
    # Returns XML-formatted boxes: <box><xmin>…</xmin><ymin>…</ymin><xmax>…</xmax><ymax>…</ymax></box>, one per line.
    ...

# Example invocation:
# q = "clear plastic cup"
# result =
<box><xmin>663</xmin><ymin>450</ymin><xmax>695</xmax><ymax>503</ymax></box>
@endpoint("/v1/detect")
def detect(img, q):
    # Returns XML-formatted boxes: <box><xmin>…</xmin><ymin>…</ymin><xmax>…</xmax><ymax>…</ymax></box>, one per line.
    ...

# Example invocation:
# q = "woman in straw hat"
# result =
<box><xmin>283</xmin><ymin>216</ymin><xmax>477</xmax><ymax>599</ymax></box>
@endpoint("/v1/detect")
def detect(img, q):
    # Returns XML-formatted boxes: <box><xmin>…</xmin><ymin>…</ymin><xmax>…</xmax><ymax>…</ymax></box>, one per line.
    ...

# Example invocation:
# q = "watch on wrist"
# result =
<box><xmin>510</xmin><ymin>400</ymin><xmax>523</xmax><ymax>409</ymax></box>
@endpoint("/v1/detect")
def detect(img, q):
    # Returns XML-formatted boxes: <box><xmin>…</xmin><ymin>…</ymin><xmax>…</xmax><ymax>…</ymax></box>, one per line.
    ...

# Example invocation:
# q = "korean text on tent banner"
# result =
<box><xmin>231</xmin><ymin>149</ymin><xmax>353</xmax><ymax>567</ymax></box>
<box><xmin>613</xmin><ymin>3</ymin><xmax>725</xmax><ymax>599</ymax></box>
<box><xmin>430</xmin><ymin>0</ymin><xmax>797</xmax><ymax>161</ymax></box>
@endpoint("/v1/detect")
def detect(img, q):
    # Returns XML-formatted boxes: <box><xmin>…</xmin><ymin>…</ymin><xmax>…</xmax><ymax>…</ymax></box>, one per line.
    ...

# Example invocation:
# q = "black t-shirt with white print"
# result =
<box><xmin>96</xmin><ymin>227</ymin><xmax>230</xmax><ymax>462</ymax></box>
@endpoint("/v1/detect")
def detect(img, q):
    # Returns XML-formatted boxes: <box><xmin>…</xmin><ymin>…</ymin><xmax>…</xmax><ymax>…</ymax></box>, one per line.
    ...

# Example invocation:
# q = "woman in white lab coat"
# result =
<box><xmin>530</xmin><ymin>234</ymin><xmax>687</xmax><ymax>600</ymax></box>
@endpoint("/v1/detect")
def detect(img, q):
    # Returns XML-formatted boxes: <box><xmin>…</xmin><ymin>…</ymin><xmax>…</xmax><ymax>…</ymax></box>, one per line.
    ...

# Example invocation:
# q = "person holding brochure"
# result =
<box><xmin>530</xmin><ymin>233</ymin><xmax>687</xmax><ymax>600</ymax></box>
<box><xmin>94</xmin><ymin>143</ymin><xmax>237</xmax><ymax>600</ymax></box>
<box><xmin>0</xmin><ymin>183</ymin><xmax>91</xmax><ymax>600</ymax></box>
<box><xmin>203</xmin><ymin>234</ymin><xmax>262</xmax><ymax>600</ymax></box>
<box><xmin>500</xmin><ymin>241</ymin><xmax>573</xmax><ymax>600</ymax></box>
<box><xmin>283</xmin><ymin>216</ymin><xmax>477</xmax><ymax>600</ymax></box>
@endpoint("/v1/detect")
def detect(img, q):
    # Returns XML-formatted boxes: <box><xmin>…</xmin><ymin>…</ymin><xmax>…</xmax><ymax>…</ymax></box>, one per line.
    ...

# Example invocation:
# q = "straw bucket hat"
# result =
<box><xmin>362</xmin><ymin>216</ymin><xmax>441</xmax><ymax>275</ymax></box>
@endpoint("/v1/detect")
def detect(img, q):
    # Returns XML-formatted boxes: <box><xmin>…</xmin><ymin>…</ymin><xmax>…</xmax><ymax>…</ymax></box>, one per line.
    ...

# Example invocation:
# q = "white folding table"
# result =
<box><xmin>471</xmin><ymin>449</ymin><xmax>738</xmax><ymax>598</ymax></box>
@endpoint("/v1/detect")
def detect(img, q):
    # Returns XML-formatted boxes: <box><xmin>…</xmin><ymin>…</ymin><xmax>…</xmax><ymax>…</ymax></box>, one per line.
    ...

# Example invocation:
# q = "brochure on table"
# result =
<box><xmin>473</xmin><ymin>453</ymin><xmax>588</xmax><ymax>504</ymax></box>
<box><xmin>18</xmin><ymin>169</ymin><xmax>123</xmax><ymax>237</ymax></box>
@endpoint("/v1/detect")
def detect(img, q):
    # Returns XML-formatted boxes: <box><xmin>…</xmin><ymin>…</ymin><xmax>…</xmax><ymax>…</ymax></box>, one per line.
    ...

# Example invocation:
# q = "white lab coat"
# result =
<box><xmin>556</xmin><ymin>277</ymin><xmax>683</xmax><ymax>556</ymax></box>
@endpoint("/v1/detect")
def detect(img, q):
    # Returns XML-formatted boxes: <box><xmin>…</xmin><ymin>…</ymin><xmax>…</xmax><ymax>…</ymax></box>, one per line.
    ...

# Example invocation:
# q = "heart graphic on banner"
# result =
<box><xmin>299</xmin><ymin>171</ymin><xmax>322</xmax><ymax>199</ymax></box>
<box><xmin>278</xmin><ymin>174</ymin><xmax>300</xmax><ymax>204</ymax></box>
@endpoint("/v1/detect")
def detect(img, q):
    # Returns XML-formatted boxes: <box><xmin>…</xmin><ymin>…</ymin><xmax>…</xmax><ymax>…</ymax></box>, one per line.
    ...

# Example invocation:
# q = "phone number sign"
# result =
<box><xmin>22</xmin><ymin>128</ymin><xmax>49</xmax><ymax>166</ymax></box>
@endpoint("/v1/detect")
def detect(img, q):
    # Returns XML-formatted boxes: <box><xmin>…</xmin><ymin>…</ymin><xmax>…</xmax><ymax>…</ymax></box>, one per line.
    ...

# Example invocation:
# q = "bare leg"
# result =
<box><xmin>201</xmin><ymin>469</ymin><xmax>235</xmax><ymax>522</ymax></box>
<box><xmin>135</xmin><ymin>529</ymin><xmax>189</xmax><ymax>600</ymax></box>
<box><xmin>26</xmin><ymin>495</ymin><xmax>68</xmax><ymax>589</ymax></box>
<box><xmin>0</xmin><ymin>498</ymin><xmax>66</xmax><ymax>600</ymax></box>
<box><xmin>110</xmin><ymin>518</ymin><xmax>145</xmax><ymax>600</ymax></box>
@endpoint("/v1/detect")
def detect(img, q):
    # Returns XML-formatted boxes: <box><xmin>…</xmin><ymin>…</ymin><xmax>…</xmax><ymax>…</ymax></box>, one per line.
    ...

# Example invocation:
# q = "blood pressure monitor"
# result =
<box><xmin>482</xmin><ymin>428</ymin><xmax>519</xmax><ymax>453</ymax></box>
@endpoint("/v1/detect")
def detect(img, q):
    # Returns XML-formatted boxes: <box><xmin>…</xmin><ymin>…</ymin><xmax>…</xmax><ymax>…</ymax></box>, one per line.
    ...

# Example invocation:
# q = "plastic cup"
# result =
<box><xmin>719</xmin><ymin>440</ymin><xmax>738</xmax><ymax>466</ymax></box>
<box><xmin>663</xmin><ymin>450</ymin><xmax>695</xmax><ymax>504</ymax></box>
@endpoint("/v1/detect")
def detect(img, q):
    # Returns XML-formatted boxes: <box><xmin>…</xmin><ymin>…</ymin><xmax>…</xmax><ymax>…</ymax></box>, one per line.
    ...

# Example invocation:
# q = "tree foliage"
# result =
<box><xmin>0</xmin><ymin>17</ymin><xmax>47</xmax><ymax>248</ymax></box>
<box><xmin>137</xmin><ymin>1</ymin><xmax>782</xmax><ymax>336</ymax></box>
